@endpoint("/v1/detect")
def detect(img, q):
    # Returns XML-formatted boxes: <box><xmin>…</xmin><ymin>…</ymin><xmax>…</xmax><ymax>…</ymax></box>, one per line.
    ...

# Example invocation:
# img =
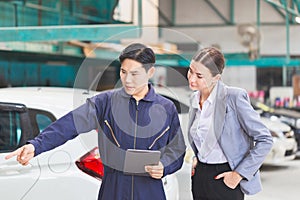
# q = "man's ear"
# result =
<box><xmin>147</xmin><ymin>66</ymin><xmax>155</xmax><ymax>78</ymax></box>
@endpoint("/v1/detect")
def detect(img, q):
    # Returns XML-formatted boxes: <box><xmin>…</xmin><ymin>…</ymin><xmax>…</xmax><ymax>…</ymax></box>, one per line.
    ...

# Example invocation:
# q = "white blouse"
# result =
<box><xmin>190</xmin><ymin>87</ymin><xmax>227</xmax><ymax>164</ymax></box>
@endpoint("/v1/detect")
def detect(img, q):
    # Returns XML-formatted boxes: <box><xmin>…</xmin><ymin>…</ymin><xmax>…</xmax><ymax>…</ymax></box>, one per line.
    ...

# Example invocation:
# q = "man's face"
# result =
<box><xmin>120</xmin><ymin>58</ymin><xmax>154</xmax><ymax>99</ymax></box>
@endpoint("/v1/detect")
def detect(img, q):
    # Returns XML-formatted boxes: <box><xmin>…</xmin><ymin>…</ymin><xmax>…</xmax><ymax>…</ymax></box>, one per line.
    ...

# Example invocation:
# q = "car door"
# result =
<box><xmin>0</xmin><ymin>103</ymin><xmax>41</xmax><ymax>200</ymax></box>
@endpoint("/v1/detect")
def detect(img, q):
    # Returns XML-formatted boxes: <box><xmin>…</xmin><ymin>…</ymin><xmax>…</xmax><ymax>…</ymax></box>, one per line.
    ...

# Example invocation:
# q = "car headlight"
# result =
<box><xmin>296</xmin><ymin>119</ymin><xmax>300</xmax><ymax>129</ymax></box>
<box><xmin>284</xmin><ymin>130</ymin><xmax>295</xmax><ymax>138</ymax></box>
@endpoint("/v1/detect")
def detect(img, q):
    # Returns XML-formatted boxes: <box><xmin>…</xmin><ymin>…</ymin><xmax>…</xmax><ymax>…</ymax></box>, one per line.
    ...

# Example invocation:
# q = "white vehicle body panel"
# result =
<box><xmin>0</xmin><ymin>87</ymin><xmax>178</xmax><ymax>200</ymax></box>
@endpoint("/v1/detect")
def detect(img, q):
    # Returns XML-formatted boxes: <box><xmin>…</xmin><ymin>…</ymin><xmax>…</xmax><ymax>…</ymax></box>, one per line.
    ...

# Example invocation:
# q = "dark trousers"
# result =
<box><xmin>192</xmin><ymin>161</ymin><xmax>244</xmax><ymax>200</ymax></box>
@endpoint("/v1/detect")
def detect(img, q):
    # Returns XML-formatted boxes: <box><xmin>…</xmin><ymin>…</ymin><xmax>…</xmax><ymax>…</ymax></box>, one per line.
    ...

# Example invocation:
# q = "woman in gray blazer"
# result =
<box><xmin>187</xmin><ymin>47</ymin><xmax>273</xmax><ymax>200</ymax></box>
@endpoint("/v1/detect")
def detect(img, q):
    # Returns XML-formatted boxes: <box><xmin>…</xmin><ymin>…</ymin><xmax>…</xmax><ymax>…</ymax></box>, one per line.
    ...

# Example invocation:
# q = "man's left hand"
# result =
<box><xmin>145</xmin><ymin>161</ymin><xmax>164</xmax><ymax>179</ymax></box>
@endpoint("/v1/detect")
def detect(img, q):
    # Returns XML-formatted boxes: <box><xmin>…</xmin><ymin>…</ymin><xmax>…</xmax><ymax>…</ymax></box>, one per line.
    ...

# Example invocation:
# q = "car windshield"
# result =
<box><xmin>0</xmin><ymin>110</ymin><xmax>22</xmax><ymax>151</ymax></box>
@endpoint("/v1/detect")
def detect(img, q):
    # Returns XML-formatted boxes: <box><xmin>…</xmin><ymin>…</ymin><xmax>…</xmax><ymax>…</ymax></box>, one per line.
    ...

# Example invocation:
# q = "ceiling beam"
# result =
<box><xmin>265</xmin><ymin>0</ymin><xmax>299</xmax><ymax>16</ymax></box>
<box><xmin>203</xmin><ymin>0</ymin><xmax>232</xmax><ymax>24</ymax></box>
<box><xmin>0</xmin><ymin>24</ymin><xmax>140</xmax><ymax>42</ymax></box>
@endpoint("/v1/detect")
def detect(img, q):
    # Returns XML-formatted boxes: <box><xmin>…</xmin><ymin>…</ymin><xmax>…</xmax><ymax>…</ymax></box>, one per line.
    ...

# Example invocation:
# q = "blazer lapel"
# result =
<box><xmin>187</xmin><ymin>92</ymin><xmax>198</xmax><ymax>154</ymax></box>
<box><xmin>213</xmin><ymin>81</ymin><xmax>227</xmax><ymax>141</ymax></box>
<box><xmin>187</xmin><ymin>83</ymin><xmax>227</xmax><ymax>156</ymax></box>
<box><xmin>198</xmin><ymin>82</ymin><xmax>227</xmax><ymax>157</ymax></box>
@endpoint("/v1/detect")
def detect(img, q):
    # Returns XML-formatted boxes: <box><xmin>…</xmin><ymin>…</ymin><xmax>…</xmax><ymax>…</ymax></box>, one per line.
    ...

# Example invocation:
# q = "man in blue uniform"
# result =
<box><xmin>6</xmin><ymin>43</ymin><xmax>186</xmax><ymax>200</ymax></box>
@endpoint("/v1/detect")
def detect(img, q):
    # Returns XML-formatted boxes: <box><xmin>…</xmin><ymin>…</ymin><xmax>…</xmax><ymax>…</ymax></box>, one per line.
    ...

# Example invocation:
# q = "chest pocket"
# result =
<box><xmin>224</xmin><ymin>106</ymin><xmax>243</xmax><ymax>135</ymax></box>
<box><xmin>148</xmin><ymin>126</ymin><xmax>170</xmax><ymax>150</ymax></box>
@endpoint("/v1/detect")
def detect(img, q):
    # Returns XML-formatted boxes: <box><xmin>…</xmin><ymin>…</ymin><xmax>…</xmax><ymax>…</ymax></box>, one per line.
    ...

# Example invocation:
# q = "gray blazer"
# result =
<box><xmin>188</xmin><ymin>81</ymin><xmax>273</xmax><ymax>195</ymax></box>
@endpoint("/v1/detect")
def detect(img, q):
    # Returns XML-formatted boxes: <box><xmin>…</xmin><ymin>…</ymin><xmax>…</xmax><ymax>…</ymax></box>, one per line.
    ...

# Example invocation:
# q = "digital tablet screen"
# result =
<box><xmin>123</xmin><ymin>149</ymin><xmax>161</xmax><ymax>176</ymax></box>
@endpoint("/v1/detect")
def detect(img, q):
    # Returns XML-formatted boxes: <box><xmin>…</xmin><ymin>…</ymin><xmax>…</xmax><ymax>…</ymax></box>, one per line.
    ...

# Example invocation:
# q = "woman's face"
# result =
<box><xmin>187</xmin><ymin>60</ymin><xmax>215</xmax><ymax>92</ymax></box>
<box><xmin>120</xmin><ymin>58</ymin><xmax>154</xmax><ymax>100</ymax></box>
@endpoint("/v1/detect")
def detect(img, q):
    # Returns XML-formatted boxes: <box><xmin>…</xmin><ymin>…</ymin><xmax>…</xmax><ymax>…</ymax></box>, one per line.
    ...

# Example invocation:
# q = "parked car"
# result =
<box><xmin>0</xmin><ymin>87</ymin><xmax>179</xmax><ymax>200</ymax></box>
<box><xmin>251</xmin><ymin>98</ymin><xmax>300</xmax><ymax>151</ymax></box>
<box><xmin>259</xmin><ymin>117</ymin><xmax>297</xmax><ymax>164</ymax></box>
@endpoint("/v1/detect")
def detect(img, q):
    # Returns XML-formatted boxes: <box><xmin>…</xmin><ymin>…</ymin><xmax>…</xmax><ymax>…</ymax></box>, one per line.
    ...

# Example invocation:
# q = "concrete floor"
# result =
<box><xmin>176</xmin><ymin>156</ymin><xmax>300</xmax><ymax>200</ymax></box>
<box><xmin>246</xmin><ymin>156</ymin><xmax>300</xmax><ymax>200</ymax></box>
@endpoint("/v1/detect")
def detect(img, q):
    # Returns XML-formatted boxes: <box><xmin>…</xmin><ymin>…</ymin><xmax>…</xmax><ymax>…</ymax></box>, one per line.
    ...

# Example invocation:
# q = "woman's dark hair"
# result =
<box><xmin>192</xmin><ymin>47</ymin><xmax>225</xmax><ymax>76</ymax></box>
<box><xmin>119</xmin><ymin>43</ymin><xmax>155</xmax><ymax>71</ymax></box>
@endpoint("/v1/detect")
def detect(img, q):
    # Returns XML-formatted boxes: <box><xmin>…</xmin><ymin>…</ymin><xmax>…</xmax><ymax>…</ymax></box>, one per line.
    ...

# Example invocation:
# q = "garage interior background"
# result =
<box><xmin>0</xmin><ymin>0</ymin><xmax>300</xmax><ymax>105</ymax></box>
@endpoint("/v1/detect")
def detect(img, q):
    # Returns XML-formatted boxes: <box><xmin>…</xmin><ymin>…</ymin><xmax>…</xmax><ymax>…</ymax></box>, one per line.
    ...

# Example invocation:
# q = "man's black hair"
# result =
<box><xmin>119</xmin><ymin>43</ymin><xmax>155</xmax><ymax>71</ymax></box>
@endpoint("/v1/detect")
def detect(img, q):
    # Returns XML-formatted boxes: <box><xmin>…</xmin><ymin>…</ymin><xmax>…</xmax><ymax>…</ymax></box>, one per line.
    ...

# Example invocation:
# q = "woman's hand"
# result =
<box><xmin>145</xmin><ymin>161</ymin><xmax>164</xmax><ymax>179</ymax></box>
<box><xmin>5</xmin><ymin>144</ymin><xmax>35</xmax><ymax>166</ymax></box>
<box><xmin>214</xmin><ymin>171</ymin><xmax>243</xmax><ymax>189</ymax></box>
<box><xmin>191</xmin><ymin>156</ymin><xmax>198</xmax><ymax>176</ymax></box>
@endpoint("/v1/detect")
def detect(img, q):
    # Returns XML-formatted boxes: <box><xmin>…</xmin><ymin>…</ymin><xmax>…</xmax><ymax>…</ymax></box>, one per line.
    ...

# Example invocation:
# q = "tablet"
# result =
<box><xmin>123</xmin><ymin>149</ymin><xmax>161</xmax><ymax>176</ymax></box>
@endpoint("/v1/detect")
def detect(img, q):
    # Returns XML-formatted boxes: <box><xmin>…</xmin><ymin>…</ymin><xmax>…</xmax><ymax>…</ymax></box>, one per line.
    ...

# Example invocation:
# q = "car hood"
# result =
<box><xmin>260</xmin><ymin>116</ymin><xmax>291</xmax><ymax>132</ymax></box>
<box><xmin>0</xmin><ymin>87</ymin><xmax>98</xmax><ymax>118</ymax></box>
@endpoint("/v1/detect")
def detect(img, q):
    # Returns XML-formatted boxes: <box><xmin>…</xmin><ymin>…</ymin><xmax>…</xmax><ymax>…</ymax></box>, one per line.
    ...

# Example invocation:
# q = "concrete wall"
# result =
<box><xmin>222</xmin><ymin>66</ymin><xmax>257</xmax><ymax>91</ymax></box>
<box><xmin>156</xmin><ymin>0</ymin><xmax>300</xmax><ymax>91</ymax></box>
<box><xmin>116</xmin><ymin>0</ymin><xmax>299</xmax><ymax>91</ymax></box>
<box><xmin>159</xmin><ymin>0</ymin><xmax>300</xmax><ymax>55</ymax></box>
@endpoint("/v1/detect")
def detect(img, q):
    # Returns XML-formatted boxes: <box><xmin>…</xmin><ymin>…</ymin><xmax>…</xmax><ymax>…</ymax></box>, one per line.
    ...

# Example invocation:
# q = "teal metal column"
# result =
<box><xmin>230</xmin><ymin>0</ymin><xmax>234</xmax><ymax>24</ymax></box>
<box><xmin>283</xmin><ymin>0</ymin><xmax>290</xmax><ymax>86</ymax></box>
<box><xmin>295</xmin><ymin>0</ymin><xmax>300</xmax><ymax>13</ymax></box>
<box><xmin>282</xmin><ymin>66</ymin><xmax>287</xmax><ymax>87</ymax></box>
<box><xmin>138</xmin><ymin>0</ymin><xmax>142</xmax><ymax>33</ymax></box>
<box><xmin>256</xmin><ymin>0</ymin><xmax>261</xmax><ymax>58</ymax></box>
<box><xmin>58</xmin><ymin>0</ymin><xmax>64</xmax><ymax>54</ymax></box>
<box><xmin>171</xmin><ymin>0</ymin><xmax>176</xmax><ymax>25</ymax></box>
<box><xmin>282</xmin><ymin>0</ymin><xmax>290</xmax><ymax>62</ymax></box>
<box><xmin>291</xmin><ymin>0</ymin><xmax>296</xmax><ymax>23</ymax></box>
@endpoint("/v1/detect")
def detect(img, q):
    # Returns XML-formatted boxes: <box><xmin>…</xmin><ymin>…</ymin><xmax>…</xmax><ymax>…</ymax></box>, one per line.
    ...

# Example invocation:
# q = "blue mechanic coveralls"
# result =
<box><xmin>29</xmin><ymin>84</ymin><xmax>186</xmax><ymax>200</ymax></box>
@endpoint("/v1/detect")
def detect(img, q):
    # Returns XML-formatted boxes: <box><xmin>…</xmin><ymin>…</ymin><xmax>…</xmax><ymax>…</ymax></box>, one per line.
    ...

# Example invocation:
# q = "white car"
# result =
<box><xmin>260</xmin><ymin>117</ymin><xmax>297</xmax><ymax>164</ymax></box>
<box><xmin>0</xmin><ymin>87</ymin><xmax>179</xmax><ymax>200</ymax></box>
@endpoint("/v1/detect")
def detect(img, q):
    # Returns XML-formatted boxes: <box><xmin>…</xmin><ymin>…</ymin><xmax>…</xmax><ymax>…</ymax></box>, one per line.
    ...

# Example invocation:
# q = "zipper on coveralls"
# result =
<box><xmin>148</xmin><ymin>126</ymin><xmax>170</xmax><ymax>149</ymax></box>
<box><xmin>104</xmin><ymin>120</ymin><xmax>121</xmax><ymax>147</ymax></box>
<box><xmin>131</xmin><ymin>100</ymin><xmax>139</xmax><ymax>200</ymax></box>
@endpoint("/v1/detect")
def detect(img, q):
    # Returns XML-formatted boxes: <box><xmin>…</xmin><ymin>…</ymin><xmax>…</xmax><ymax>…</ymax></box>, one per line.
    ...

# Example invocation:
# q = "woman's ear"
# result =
<box><xmin>214</xmin><ymin>74</ymin><xmax>221</xmax><ymax>81</ymax></box>
<box><xmin>147</xmin><ymin>66</ymin><xmax>155</xmax><ymax>79</ymax></box>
